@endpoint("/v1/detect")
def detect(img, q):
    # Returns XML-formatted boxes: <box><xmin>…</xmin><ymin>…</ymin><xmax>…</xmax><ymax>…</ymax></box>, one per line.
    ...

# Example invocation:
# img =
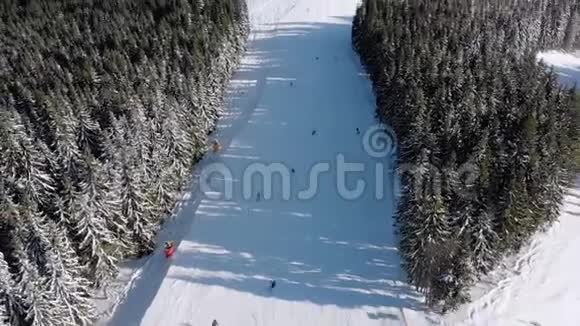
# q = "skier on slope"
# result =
<box><xmin>164</xmin><ymin>241</ymin><xmax>176</xmax><ymax>258</ymax></box>
<box><xmin>211</xmin><ymin>139</ymin><xmax>221</xmax><ymax>153</ymax></box>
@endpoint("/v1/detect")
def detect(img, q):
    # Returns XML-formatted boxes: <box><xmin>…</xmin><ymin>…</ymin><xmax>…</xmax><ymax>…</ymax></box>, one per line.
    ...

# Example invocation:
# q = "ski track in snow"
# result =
<box><xmin>103</xmin><ymin>0</ymin><xmax>431</xmax><ymax>325</ymax></box>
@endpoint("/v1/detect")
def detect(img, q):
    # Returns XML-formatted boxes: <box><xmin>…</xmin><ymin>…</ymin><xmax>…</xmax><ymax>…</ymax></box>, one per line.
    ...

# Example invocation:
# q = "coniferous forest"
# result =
<box><xmin>353</xmin><ymin>0</ymin><xmax>580</xmax><ymax>311</ymax></box>
<box><xmin>0</xmin><ymin>0</ymin><xmax>248</xmax><ymax>324</ymax></box>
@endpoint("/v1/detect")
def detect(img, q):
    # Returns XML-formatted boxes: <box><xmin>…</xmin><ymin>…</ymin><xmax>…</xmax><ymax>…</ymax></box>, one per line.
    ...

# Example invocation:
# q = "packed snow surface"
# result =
<box><xmin>103</xmin><ymin>1</ymin><xmax>580</xmax><ymax>324</ymax></box>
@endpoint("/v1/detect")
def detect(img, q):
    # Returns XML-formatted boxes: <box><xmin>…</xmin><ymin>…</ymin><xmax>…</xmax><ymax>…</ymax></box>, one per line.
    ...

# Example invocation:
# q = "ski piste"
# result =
<box><xmin>103</xmin><ymin>1</ymin><xmax>580</xmax><ymax>325</ymax></box>
<box><xmin>106</xmin><ymin>0</ymin><xmax>430</xmax><ymax>325</ymax></box>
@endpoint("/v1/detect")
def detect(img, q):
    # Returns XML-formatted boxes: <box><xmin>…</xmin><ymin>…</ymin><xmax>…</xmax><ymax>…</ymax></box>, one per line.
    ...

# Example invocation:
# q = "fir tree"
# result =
<box><xmin>43</xmin><ymin>221</ymin><xmax>96</xmax><ymax>325</ymax></box>
<box><xmin>0</xmin><ymin>252</ymin><xmax>20</xmax><ymax>326</ymax></box>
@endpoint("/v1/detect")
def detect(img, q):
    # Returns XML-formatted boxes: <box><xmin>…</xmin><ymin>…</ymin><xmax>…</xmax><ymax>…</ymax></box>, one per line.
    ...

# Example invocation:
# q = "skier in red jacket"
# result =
<box><xmin>164</xmin><ymin>241</ymin><xmax>176</xmax><ymax>258</ymax></box>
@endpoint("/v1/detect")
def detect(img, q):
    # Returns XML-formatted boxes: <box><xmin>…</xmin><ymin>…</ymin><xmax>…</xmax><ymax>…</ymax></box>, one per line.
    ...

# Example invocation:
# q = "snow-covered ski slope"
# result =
<box><xmin>104</xmin><ymin>3</ymin><xmax>580</xmax><ymax>325</ymax></box>
<box><xmin>443</xmin><ymin>53</ymin><xmax>580</xmax><ymax>326</ymax></box>
<box><xmin>106</xmin><ymin>0</ymin><xmax>431</xmax><ymax>325</ymax></box>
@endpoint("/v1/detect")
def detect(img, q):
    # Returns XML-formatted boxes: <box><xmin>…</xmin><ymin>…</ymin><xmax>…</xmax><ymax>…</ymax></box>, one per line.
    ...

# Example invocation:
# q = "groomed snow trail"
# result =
<box><xmin>106</xmin><ymin>0</ymin><xmax>430</xmax><ymax>325</ymax></box>
<box><xmin>102</xmin><ymin>7</ymin><xmax>580</xmax><ymax>326</ymax></box>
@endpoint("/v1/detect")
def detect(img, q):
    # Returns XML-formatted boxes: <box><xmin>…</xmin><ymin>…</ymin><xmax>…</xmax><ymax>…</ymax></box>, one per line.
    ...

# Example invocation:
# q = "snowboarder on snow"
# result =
<box><xmin>311</xmin><ymin>130</ymin><xmax>316</xmax><ymax>135</ymax></box>
<box><xmin>212</xmin><ymin>320</ymin><xmax>218</xmax><ymax>326</ymax></box>
<box><xmin>164</xmin><ymin>241</ymin><xmax>176</xmax><ymax>258</ymax></box>
<box><xmin>270</xmin><ymin>280</ymin><xmax>276</xmax><ymax>289</ymax></box>
<box><xmin>356</xmin><ymin>128</ymin><xmax>360</xmax><ymax>134</ymax></box>
<box><xmin>211</xmin><ymin>140</ymin><xmax>221</xmax><ymax>153</ymax></box>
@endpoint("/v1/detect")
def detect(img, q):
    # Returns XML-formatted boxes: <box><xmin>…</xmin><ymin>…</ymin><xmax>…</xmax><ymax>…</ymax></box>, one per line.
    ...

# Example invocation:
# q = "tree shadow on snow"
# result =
<box><xmin>367</xmin><ymin>312</ymin><xmax>400</xmax><ymax>320</ymax></box>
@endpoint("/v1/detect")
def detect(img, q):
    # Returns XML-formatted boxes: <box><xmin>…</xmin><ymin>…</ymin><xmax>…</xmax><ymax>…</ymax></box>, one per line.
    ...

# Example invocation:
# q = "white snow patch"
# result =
<box><xmin>537</xmin><ymin>50</ymin><xmax>580</xmax><ymax>88</ymax></box>
<box><xmin>538</xmin><ymin>50</ymin><xmax>580</xmax><ymax>70</ymax></box>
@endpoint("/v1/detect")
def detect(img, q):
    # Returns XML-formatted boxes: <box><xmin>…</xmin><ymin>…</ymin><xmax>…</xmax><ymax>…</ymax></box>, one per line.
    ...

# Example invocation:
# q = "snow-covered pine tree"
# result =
<box><xmin>20</xmin><ymin>200</ymin><xmax>52</xmax><ymax>277</ymax></box>
<box><xmin>397</xmin><ymin>185</ymin><xmax>424</xmax><ymax>286</ymax></box>
<box><xmin>72</xmin><ymin>95</ymin><xmax>101</xmax><ymax>155</ymax></box>
<box><xmin>469</xmin><ymin>208</ymin><xmax>498</xmax><ymax>274</ymax></box>
<box><xmin>43</xmin><ymin>220</ymin><xmax>96</xmax><ymax>325</ymax></box>
<box><xmin>18</xmin><ymin>216</ymin><xmax>64</xmax><ymax>326</ymax></box>
<box><xmin>12</xmin><ymin>125</ymin><xmax>55</xmax><ymax>208</ymax></box>
<box><xmin>22</xmin><ymin>276</ymin><xmax>60</xmax><ymax>326</ymax></box>
<box><xmin>57</xmin><ymin>168</ymin><xmax>117</xmax><ymax>288</ymax></box>
<box><xmin>125</xmin><ymin>99</ymin><xmax>152</xmax><ymax>179</ymax></box>
<box><xmin>7</xmin><ymin>235</ymin><xmax>38</xmax><ymax>326</ymax></box>
<box><xmin>98</xmin><ymin>160</ymin><xmax>130</xmax><ymax>257</ymax></box>
<box><xmin>49</xmin><ymin>95</ymin><xmax>83</xmax><ymax>178</ymax></box>
<box><xmin>401</xmin><ymin>87</ymin><xmax>431</xmax><ymax>161</ymax></box>
<box><xmin>145</xmin><ymin>95</ymin><xmax>190</xmax><ymax>219</ymax></box>
<box><xmin>429</xmin><ymin>246</ymin><xmax>473</xmax><ymax>312</ymax></box>
<box><xmin>162</xmin><ymin>103</ymin><xmax>194</xmax><ymax>182</ymax></box>
<box><xmin>117</xmin><ymin>134</ymin><xmax>156</xmax><ymax>256</ymax></box>
<box><xmin>419</xmin><ymin>192</ymin><xmax>452</xmax><ymax>303</ymax></box>
<box><xmin>72</xmin><ymin>154</ymin><xmax>119</xmax><ymax>287</ymax></box>
<box><xmin>0</xmin><ymin>252</ymin><xmax>18</xmax><ymax>326</ymax></box>
<box><xmin>0</xmin><ymin>182</ymin><xmax>29</xmax><ymax>326</ymax></box>
<box><xmin>0</xmin><ymin>293</ymin><xmax>7</xmax><ymax>325</ymax></box>
<box><xmin>120</xmin><ymin>161</ymin><xmax>156</xmax><ymax>256</ymax></box>
<box><xmin>501</xmin><ymin>177</ymin><xmax>535</xmax><ymax>251</ymax></box>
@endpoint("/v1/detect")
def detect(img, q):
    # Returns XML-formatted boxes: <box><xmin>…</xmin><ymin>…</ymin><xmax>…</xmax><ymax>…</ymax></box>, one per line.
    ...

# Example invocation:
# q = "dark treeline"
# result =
<box><xmin>353</xmin><ymin>0</ymin><xmax>579</xmax><ymax>311</ymax></box>
<box><xmin>0</xmin><ymin>0</ymin><xmax>248</xmax><ymax>324</ymax></box>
